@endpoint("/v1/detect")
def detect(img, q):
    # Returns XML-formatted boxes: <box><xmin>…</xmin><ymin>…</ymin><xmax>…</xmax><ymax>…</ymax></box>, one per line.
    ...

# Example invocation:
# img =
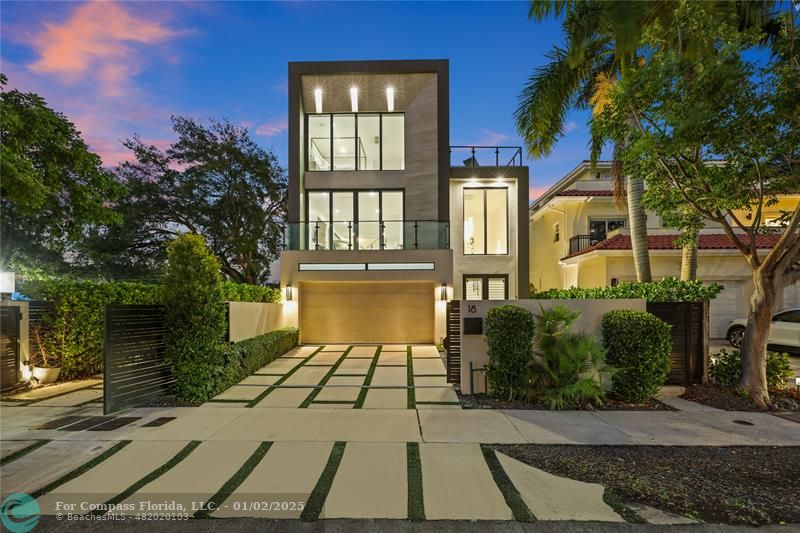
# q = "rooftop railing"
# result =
<box><xmin>284</xmin><ymin>220</ymin><xmax>450</xmax><ymax>251</ymax></box>
<box><xmin>450</xmin><ymin>146</ymin><xmax>524</xmax><ymax>167</ymax></box>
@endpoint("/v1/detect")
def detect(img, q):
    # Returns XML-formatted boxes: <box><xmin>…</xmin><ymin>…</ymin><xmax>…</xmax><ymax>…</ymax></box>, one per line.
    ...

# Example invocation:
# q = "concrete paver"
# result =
<box><xmin>119</xmin><ymin>441</ymin><xmax>260</xmax><ymax>514</ymax></box>
<box><xmin>37</xmin><ymin>440</ymin><xmax>189</xmax><ymax>514</ymax></box>
<box><xmin>324</xmin><ymin>442</ymin><xmax>407</xmax><ymax>518</ymax></box>
<box><xmin>128</xmin><ymin>406</ymin><xmax>247</xmax><ymax>441</ymax></box>
<box><xmin>420</xmin><ymin>443</ymin><xmax>512</xmax><ymax>520</ymax></box>
<box><xmin>260</xmin><ymin>358</ymin><xmax>303</xmax><ymax>373</ymax></box>
<box><xmin>209</xmin><ymin>408</ymin><xmax>332</xmax><ymax>441</ymax></box>
<box><xmin>214</xmin><ymin>385</ymin><xmax>267</xmax><ymax>401</ymax></box>
<box><xmin>315</xmin><ymin>386</ymin><xmax>361</xmax><ymax>402</ymax></box>
<box><xmin>309</xmin><ymin>352</ymin><xmax>344</xmax><ymax>365</ymax></box>
<box><xmin>215</xmin><ymin>441</ymin><xmax>333</xmax><ymax>518</ymax></box>
<box><xmin>363</xmin><ymin>388</ymin><xmax>407</xmax><ymax>409</ymax></box>
<box><xmin>284</xmin><ymin>346</ymin><xmax>321</xmax><ymax>358</ymax></box>
<box><xmin>0</xmin><ymin>441</ymin><xmax>118</xmax><ymax>497</ymax></box>
<box><xmin>309</xmin><ymin>403</ymin><xmax>354</xmax><ymax>409</ymax></box>
<box><xmin>282</xmin><ymin>367</ymin><xmax>330</xmax><ymax>386</ymax></box>
<box><xmin>5</xmin><ymin>379</ymin><xmax>102</xmax><ymax>401</ymax></box>
<box><xmin>380</xmin><ymin>345</ymin><xmax>408</xmax><ymax>352</ymax></box>
<box><xmin>0</xmin><ymin>439</ymin><xmax>38</xmax><ymax>459</ymax></box>
<box><xmin>322</xmin><ymin>345</ymin><xmax>350</xmax><ymax>351</ymax></box>
<box><xmin>370</xmin><ymin>367</ymin><xmax>407</xmax><ymax>386</ymax></box>
<box><xmin>34</xmin><ymin>389</ymin><xmax>102</xmax><ymax>407</ymax></box>
<box><xmin>326</xmin><ymin>376</ymin><xmax>365</xmax><ymax>387</ymax></box>
<box><xmin>496</xmin><ymin>451</ymin><xmax>623</xmax><ymax>521</ymax></box>
<box><xmin>412</xmin><ymin>359</ymin><xmax>446</xmax><ymax>375</ymax></box>
<box><xmin>503</xmin><ymin>411</ymin><xmax>634</xmax><ymax>445</ymax></box>
<box><xmin>419</xmin><ymin>410</ymin><xmax>526</xmax><ymax>443</ymax></box>
<box><xmin>411</xmin><ymin>346</ymin><xmax>440</xmax><ymax>358</ymax></box>
<box><xmin>335</xmin><ymin>359</ymin><xmax>371</xmax><ymax>374</ymax></box>
<box><xmin>348</xmin><ymin>346</ymin><xmax>378</xmax><ymax>357</ymax></box>
<box><xmin>255</xmin><ymin>387</ymin><xmax>315</xmax><ymax>408</ymax></box>
<box><xmin>378</xmin><ymin>352</ymin><xmax>407</xmax><ymax>365</ymax></box>
<box><xmin>239</xmin><ymin>375</ymin><xmax>282</xmax><ymax>386</ymax></box>
<box><xmin>319</xmin><ymin>409</ymin><xmax>421</xmax><ymax>442</ymax></box>
<box><xmin>413</xmin><ymin>376</ymin><xmax>449</xmax><ymax>387</ymax></box>
<box><xmin>414</xmin><ymin>387</ymin><xmax>459</xmax><ymax>403</ymax></box>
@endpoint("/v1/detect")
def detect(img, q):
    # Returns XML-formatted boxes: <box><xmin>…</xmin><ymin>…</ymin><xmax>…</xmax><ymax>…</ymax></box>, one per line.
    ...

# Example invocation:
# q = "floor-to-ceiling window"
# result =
<box><xmin>306</xmin><ymin>190</ymin><xmax>404</xmax><ymax>250</ymax></box>
<box><xmin>464</xmin><ymin>275</ymin><xmax>508</xmax><ymax>300</ymax></box>
<box><xmin>306</xmin><ymin>113</ymin><xmax>404</xmax><ymax>171</ymax></box>
<box><xmin>463</xmin><ymin>187</ymin><xmax>508</xmax><ymax>255</ymax></box>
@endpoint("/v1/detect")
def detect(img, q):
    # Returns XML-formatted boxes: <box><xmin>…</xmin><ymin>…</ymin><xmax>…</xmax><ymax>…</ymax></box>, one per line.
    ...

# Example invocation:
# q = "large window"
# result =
<box><xmin>463</xmin><ymin>187</ymin><xmax>508</xmax><ymax>255</ymax></box>
<box><xmin>588</xmin><ymin>218</ymin><xmax>625</xmax><ymax>244</ymax></box>
<box><xmin>306</xmin><ymin>190</ymin><xmax>404</xmax><ymax>250</ymax></box>
<box><xmin>306</xmin><ymin>113</ymin><xmax>404</xmax><ymax>171</ymax></box>
<box><xmin>464</xmin><ymin>275</ymin><xmax>508</xmax><ymax>300</ymax></box>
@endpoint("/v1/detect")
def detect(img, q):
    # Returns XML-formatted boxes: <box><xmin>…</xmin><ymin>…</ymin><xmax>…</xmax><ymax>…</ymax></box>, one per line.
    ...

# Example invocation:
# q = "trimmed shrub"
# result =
<box><xmin>529</xmin><ymin>305</ymin><xmax>608</xmax><ymax>409</ymax></box>
<box><xmin>221</xmin><ymin>282</ymin><xmax>280</xmax><ymax>303</ymax></box>
<box><xmin>20</xmin><ymin>279</ymin><xmax>160</xmax><ymax>378</ymax></box>
<box><xmin>532</xmin><ymin>278</ymin><xmax>722</xmax><ymax>302</ymax></box>
<box><xmin>219</xmin><ymin>327</ymin><xmax>299</xmax><ymax>394</ymax></box>
<box><xmin>602</xmin><ymin>309</ymin><xmax>672</xmax><ymax>403</ymax></box>
<box><xmin>710</xmin><ymin>348</ymin><xmax>794</xmax><ymax>389</ymax></box>
<box><xmin>485</xmin><ymin>305</ymin><xmax>534</xmax><ymax>400</ymax></box>
<box><xmin>162</xmin><ymin>234</ymin><xmax>228</xmax><ymax>402</ymax></box>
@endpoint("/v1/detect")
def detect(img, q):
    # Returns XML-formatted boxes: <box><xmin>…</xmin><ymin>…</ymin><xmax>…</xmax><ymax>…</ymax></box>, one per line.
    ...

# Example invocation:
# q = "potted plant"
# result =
<box><xmin>27</xmin><ymin>325</ymin><xmax>61</xmax><ymax>385</ymax></box>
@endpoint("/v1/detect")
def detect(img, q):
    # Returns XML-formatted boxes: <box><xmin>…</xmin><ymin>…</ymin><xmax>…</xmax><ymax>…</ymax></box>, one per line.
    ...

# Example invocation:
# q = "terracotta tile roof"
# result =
<box><xmin>562</xmin><ymin>233</ymin><xmax>783</xmax><ymax>260</ymax></box>
<box><xmin>556</xmin><ymin>189</ymin><xmax>616</xmax><ymax>197</ymax></box>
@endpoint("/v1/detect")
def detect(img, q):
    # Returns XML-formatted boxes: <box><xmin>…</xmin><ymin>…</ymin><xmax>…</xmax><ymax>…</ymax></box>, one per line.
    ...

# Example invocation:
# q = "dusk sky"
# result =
<box><xmin>1</xmin><ymin>1</ymin><xmax>600</xmax><ymax>200</ymax></box>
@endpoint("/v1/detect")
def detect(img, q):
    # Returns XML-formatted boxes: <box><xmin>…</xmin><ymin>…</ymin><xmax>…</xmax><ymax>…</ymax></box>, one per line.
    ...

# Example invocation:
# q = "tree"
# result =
<box><xmin>0</xmin><ymin>74</ymin><xmax>121</xmax><ymax>272</ymax></box>
<box><xmin>594</xmin><ymin>3</ymin><xmax>799</xmax><ymax>407</ymax></box>
<box><xmin>517</xmin><ymin>1</ymin><xmax>774</xmax><ymax>282</ymax></box>
<box><xmin>82</xmin><ymin>116</ymin><xmax>287</xmax><ymax>284</ymax></box>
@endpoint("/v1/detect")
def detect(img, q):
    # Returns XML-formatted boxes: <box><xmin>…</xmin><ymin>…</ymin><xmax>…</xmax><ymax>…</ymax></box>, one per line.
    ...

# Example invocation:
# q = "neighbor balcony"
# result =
<box><xmin>283</xmin><ymin>220</ymin><xmax>450</xmax><ymax>251</ymax></box>
<box><xmin>450</xmin><ymin>145</ymin><xmax>524</xmax><ymax>167</ymax></box>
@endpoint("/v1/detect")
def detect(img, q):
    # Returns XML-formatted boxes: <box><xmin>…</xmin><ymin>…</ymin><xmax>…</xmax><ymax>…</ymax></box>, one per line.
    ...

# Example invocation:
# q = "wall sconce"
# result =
<box><xmin>285</xmin><ymin>284</ymin><xmax>293</xmax><ymax>301</ymax></box>
<box><xmin>440</xmin><ymin>283</ymin><xmax>448</xmax><ymax>302</ymax></box>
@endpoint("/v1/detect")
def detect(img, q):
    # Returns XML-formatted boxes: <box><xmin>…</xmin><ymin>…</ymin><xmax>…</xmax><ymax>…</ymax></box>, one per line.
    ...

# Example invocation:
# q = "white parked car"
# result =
<box><xmin>726</xmin><ymin>308</ymin><xmax>800</xmax><ymax>352</ymax></box>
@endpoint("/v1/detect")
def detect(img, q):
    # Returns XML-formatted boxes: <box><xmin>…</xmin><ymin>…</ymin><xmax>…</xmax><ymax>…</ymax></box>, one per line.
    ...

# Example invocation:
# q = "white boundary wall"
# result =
<box><xmin>459</xmin><ymin>298</ymin><xmax>647</xmax><ymax>394</ymax></box>
<box><xmin>228</xmin><ymin>302</ymin><xmax>287</xmax><ymax>343</ymax></box>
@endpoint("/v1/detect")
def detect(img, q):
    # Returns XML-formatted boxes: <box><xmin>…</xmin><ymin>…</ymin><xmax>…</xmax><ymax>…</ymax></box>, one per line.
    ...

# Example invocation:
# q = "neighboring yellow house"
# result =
<box><xmin>529</xmin><ymin>160</ymin><xmax>800</xmax><ymax>339</ymax></box>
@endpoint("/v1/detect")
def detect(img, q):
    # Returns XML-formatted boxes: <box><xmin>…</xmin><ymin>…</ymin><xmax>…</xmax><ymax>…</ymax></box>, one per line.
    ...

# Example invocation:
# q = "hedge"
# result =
<box><xmin>601</xmin><ymin>309</ymin><xmax>672</xmax><ymax>403</ymax></box>
<box><xmin>21</xmin><ymin>279</ymin><xmax>160</xmax><ymax>379</ymax></box>
<box><xmin>218</xmin><ymin>327</ymin><xmax>300</xmax><ymax>396</ymax></box>
<box><xmin>710</xmin><ymin>348</ymin><xmax>794</xmax><ymax>389</ymax></box>
<box><xmin>532</xmin><ymin>278</ymin><xmax>722</xmax><ymax>302</ymax></box>
<box><xmin>20</xmin><ymin>277</ymin><xmax>280</xmax><ymax>380</ymax></box>
<box><xmin>484</xmin><ymin>305</ymin><xmax>534</xmax><ymax>400</ymax></box>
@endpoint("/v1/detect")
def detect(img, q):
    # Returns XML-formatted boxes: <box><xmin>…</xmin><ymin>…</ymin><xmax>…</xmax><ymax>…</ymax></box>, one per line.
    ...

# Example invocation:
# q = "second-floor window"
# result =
<box><xmin>463</xmin><ymin>187</ymin><xmax>508</xmax><ymax>255</ymax></box>
<box><xmin>589</xmin><ymin>217</ymin><xmax>625</xmax><ymax>244</ymax></box>
<box><xmin>307</xmin><ymin>190</ymin><xmax>404</xmax><ymax>250</ymax></box>
<box><xmin>307</xmin><ymin>113</ymin><xmax>405</xmax><ymax>171</ymax></box>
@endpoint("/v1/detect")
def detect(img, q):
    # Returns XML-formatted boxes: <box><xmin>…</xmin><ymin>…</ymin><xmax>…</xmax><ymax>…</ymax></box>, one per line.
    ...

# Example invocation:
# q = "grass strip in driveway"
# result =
<box><xmin>30</xmin><ymin>440</ymin><xmax>132</xmax><ymax>499</ymax></box>
<box><xmin>603</xmin><ymin>489</ymin><xmax>645</xmax><ymax>523</ymax></box>
<box><xmin>480</xmin><ymin>445</ymin><xmax>535</xmax><ymax>522</ymax></box>
<box><xmin>90</xmin><ymin>440</ymin><xmax>202</xmax><ymax>517</ymax></box>
<box><xmin>194</xmin><ymin>441</ymin><xmax>273</xmax><ymax>518</ymax></box>
<box><xmin>406</xmin><ymin>346</ymin><xmax>416</xmax><ymax>409</ymax></box>
<box><xmin>299</xmin><ymin>346</ymin><xmax>354</xmax><ymax>408</ymax></box>
<box><xmin>406</xmin><ymin>442</ymin><xmax>424</xmax><ymax>520</ymax></box>
<box><xmin>300</xmin><ymin>441</ymin><xmax>346</xmax><ymax>521</ymax></box>
<box><xmin>353</xmin><ymin>346</ymin><xmax>382</xmax><ymax>409</ymax></box>
<box><xmin>247</xmin><ymin>346</ymin><xmax>325</xmax><ymax>407</ymax></box>
<box><xmin>0</xmin><ymin>440</ymin><xmax>50</xmax><ymax>466</ymax></box>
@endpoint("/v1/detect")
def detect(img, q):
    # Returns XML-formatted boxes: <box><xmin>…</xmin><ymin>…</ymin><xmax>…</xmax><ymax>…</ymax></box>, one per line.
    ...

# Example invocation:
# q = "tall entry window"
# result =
<box><xmin>464</xmin><ymin>275</ymin><xmax>508</xmax><ymax>300</ymax></box>
<box><xmin>307</xmin><ymin>113</ymin><xmax>404</xmax><ymax>171</ymax></box>
<box><xmin>306</xmin><ymin>190</ymin><xmax>404</xmax><ymax>250</ymax></box>
<box><xmin>463</xmin><ymin>188</ymin><xmax>508</xmax><ymax>255</ymax></box>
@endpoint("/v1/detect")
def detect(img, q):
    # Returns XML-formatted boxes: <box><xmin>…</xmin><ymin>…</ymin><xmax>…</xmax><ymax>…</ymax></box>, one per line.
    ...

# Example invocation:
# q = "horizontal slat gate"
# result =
<box><xmin>104</xmin><ymin>305</ymin><xmax>172</xmax><ymax>414</ymax></box>
<box><xmin>646</xmin><ymin>301</ymin><xmax>708</xmax><ymax>386</ymax></box>
<box><xmin>1</xmin><ymin>306</ymin><xmax>20</xmax><ymax>391</ymax></box>
<box><xmin>445</xmin><ymin>301</ymin><xmax>461</xmax><ymax>385</ymax></box>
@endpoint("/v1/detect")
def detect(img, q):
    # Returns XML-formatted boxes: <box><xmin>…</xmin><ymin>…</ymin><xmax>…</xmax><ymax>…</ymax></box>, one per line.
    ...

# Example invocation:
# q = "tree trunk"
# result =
<box><xmin>627</xmin><ymin>176</ymin><xmax>652</xmax><ymax>282</ymax></box>
<box><xmin>680</xmin><ymin>232</ymin><xmax>698</xmax><ymax>281</ymax></box>
<box><xmin>738</xmin><ymin>269</ymin><xmax>779</xmax><ymax>408</ymax></box>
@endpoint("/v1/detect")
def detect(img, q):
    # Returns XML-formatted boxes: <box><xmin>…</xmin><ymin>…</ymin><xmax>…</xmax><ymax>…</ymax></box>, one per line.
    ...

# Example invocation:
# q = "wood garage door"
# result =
<box><xmin>300</xmin><ymin>281</ymin><xmax>434</xmax><ymax>344</ymax></box>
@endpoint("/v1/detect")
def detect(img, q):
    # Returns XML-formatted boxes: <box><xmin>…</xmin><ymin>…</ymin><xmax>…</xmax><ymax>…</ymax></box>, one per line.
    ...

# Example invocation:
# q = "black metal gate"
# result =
<box><xmin>104</xmin><ymin>304</ymin><xmax>173</xmax><ymax>414</ymax></box>
<box><xmin>1</xmin><ymin>306</ymin><xmax>21</xmax><ymax>392</ymax></box>
<box><xmin>444</xmin><ymin>301</ymin><xmax>461</xmax><ymax>385</ymax></box>
<box><xmin>646</xmin><ymin>301</ymin><xmax>708</xmax><ymax>386</ymax></box>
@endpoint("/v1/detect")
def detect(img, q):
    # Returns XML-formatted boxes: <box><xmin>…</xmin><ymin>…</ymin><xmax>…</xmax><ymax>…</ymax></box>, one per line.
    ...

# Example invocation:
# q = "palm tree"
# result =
<box><xmin>516</xmin><ymin>0</ymin><xmax>775</xmax><ymax>283</ymax></box>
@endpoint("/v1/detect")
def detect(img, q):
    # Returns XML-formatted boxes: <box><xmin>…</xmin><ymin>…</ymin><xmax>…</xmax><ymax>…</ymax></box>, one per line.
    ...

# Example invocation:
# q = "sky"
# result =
<box><xmin>0</xmin><ymin>0</ymin><xmax>599</xmax><ymax>200</ymax></box>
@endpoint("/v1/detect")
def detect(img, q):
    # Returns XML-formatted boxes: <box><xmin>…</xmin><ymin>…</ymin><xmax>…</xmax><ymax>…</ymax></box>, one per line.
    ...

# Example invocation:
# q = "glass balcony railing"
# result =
<box><xmin>284</xmin><ymin>221</ymin><xmax>450</xmax><ymax>251</ymax></box>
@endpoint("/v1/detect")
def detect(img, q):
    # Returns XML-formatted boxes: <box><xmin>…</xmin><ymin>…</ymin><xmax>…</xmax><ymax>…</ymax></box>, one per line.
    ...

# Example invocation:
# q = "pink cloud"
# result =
<box><xmin>473</xmin><ymin>129</ymin><xmax>511</xmax><ymax>146</ymax></box>
<box><xmin>255</xmin><ymin>118</ymin><xmax>288</xmax><ymax>137</ymax></box>
<box><xmin>529</xmin><ymin>184</ymin><xmax>553</xmax><ymax>201</ymax></box>
<box><xmin>26</xmin><ymin>1</ymin><xmax>181</xmax><ymax>96</ymax></box>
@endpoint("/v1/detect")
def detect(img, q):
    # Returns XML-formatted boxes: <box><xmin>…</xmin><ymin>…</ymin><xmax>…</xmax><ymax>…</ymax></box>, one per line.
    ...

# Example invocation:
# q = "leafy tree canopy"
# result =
<box><xmin>80</xmin><ymin>116</ymin><xmax>287</xmax><ymax>284</ymax></box>
<box><xmin>0</xmin><ymin>74</ymin><xmax>121</xmax><ymax>271</ymax></box>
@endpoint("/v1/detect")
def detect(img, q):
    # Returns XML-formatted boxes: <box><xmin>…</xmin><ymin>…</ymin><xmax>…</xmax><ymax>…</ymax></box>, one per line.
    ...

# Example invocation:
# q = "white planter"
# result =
<box><xmin>32</xmin><ymin>366</ymin><xmax>61</xmax><ymax>385</ymax></box>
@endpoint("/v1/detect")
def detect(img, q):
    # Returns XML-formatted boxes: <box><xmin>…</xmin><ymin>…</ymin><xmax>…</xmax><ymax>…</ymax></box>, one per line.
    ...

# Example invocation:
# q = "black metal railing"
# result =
<box><xmin>568</xmin><ymin>234</ymin><xmax>595</xmax><ymax>255</ymax></box>
<box><xmin>284</xmin><ymin>220</ymin><xmax>449</xmax><ymax>251</ymax></box>
<box><xmin>450</xmin><ymin>146</ymin><xmax>524</xmax><ymax>167</ymax></box>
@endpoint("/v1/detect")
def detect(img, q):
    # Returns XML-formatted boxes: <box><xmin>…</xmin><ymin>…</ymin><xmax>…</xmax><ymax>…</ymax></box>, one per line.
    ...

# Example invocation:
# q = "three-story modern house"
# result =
<box><xmin>280</xmin><ymin>59</ymin><xmax>529</xmax><ymax>344</ymax></box>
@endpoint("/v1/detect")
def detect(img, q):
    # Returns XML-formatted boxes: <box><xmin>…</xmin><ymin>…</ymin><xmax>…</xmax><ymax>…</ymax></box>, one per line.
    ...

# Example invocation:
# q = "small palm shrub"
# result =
<box><xmin>710</xmin><ymin>348</ymin><xmax>794</xmax><ymax>389</ymax></box>
<box><xmin>602</xmin><ymin>310</ymin><xmax>672</xmax><ymax>403</ymax></box>
<box><xmin>528</xmin><ymin>305</ymin><xmax>608</xmax><ymax>409</ymax></box>
<box><xmin>485</xmin><ymin>305</ymin><xmax>534</xmax><ymax>400</ymax></box>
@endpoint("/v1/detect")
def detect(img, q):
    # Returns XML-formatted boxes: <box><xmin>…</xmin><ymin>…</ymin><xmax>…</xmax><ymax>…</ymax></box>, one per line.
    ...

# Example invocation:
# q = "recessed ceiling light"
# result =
<box><xmin>314</xmin><ymin>87</ymin><xmax>323</xmax><ymax>114</ymax></box>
